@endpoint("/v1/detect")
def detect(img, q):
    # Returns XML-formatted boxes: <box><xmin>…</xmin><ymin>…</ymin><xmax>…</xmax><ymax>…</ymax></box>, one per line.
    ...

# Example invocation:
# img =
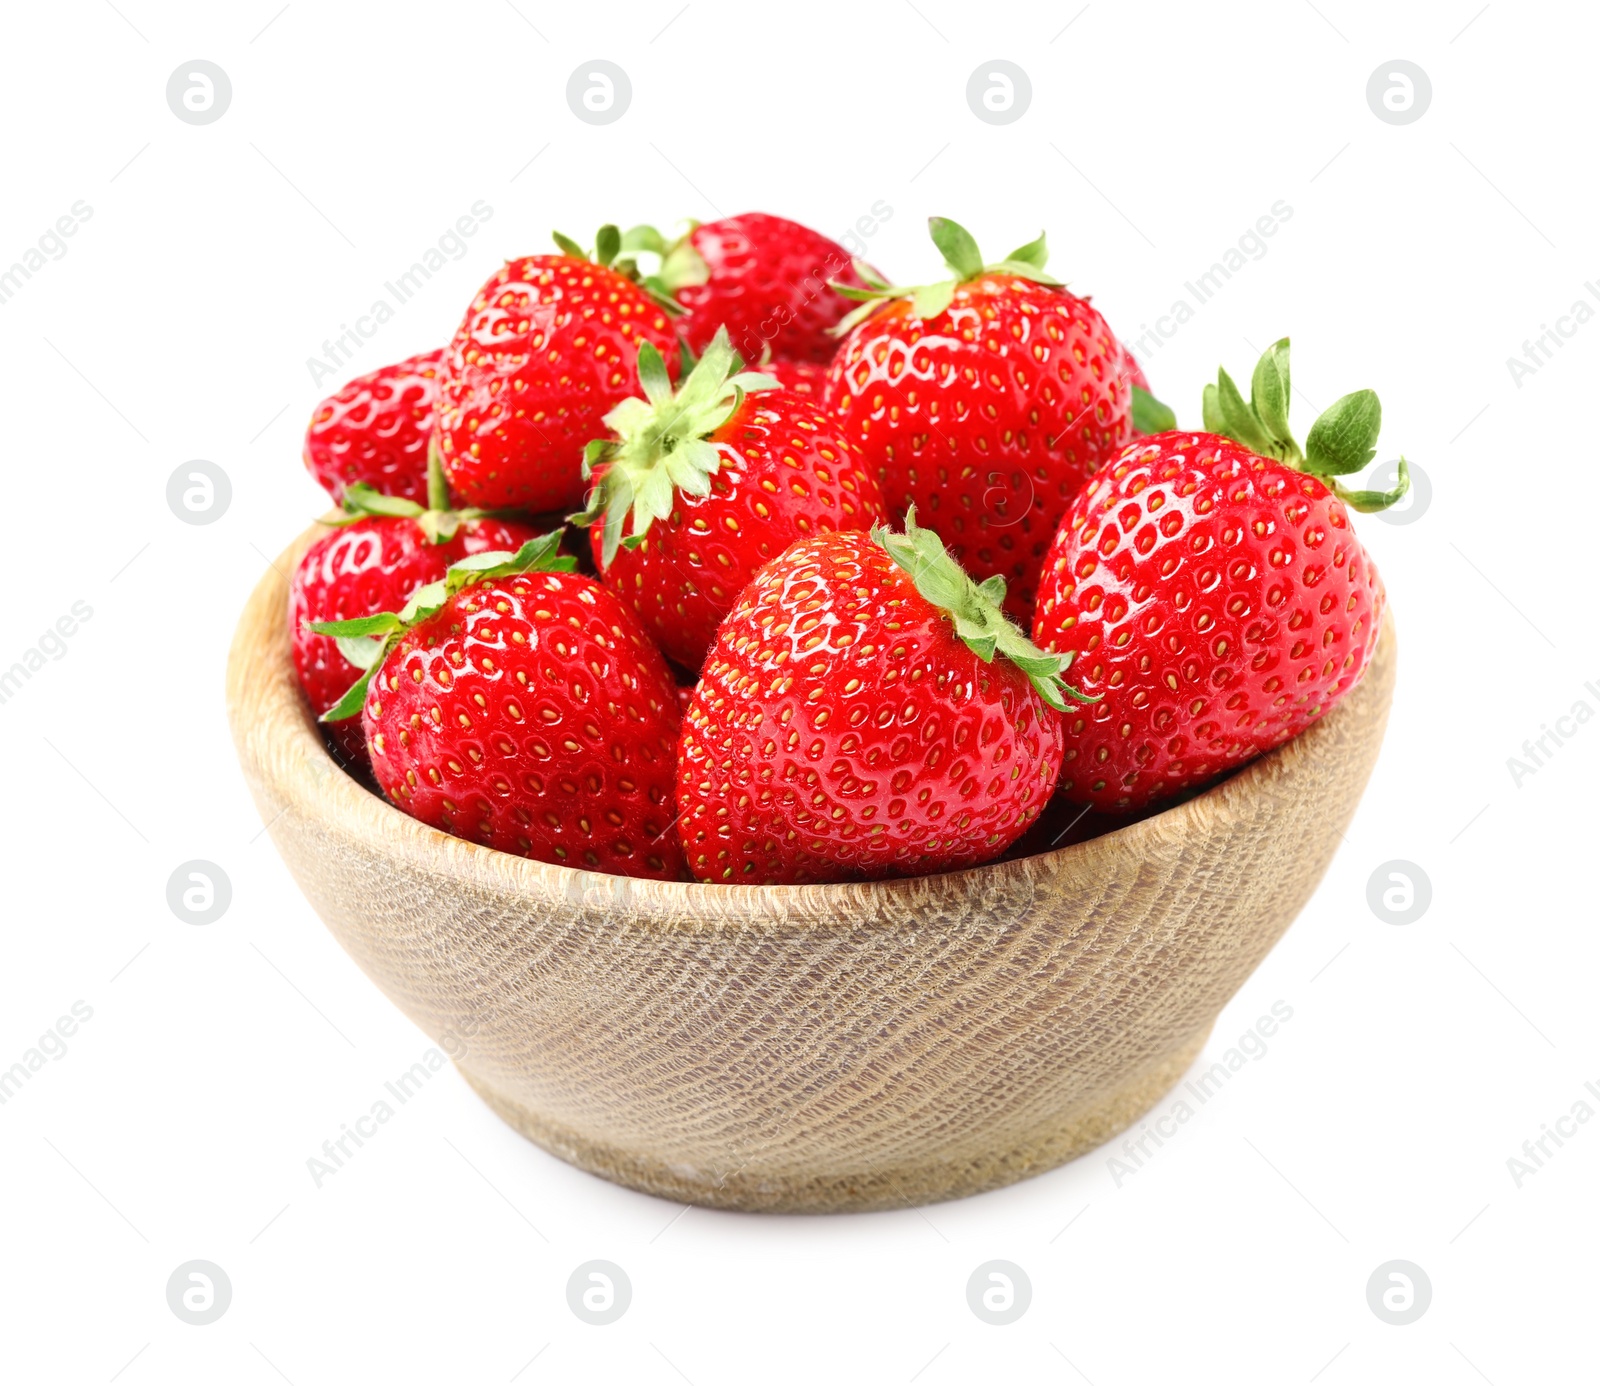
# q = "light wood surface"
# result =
<box><xmin>227</xmin><ymin>527</ymin><xmax>1397</xmax><ymax>1212</ymax></box>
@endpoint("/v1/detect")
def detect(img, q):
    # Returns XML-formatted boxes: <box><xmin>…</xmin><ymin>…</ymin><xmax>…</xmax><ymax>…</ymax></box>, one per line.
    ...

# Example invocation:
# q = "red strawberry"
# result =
<box><xmin>289</xmin><ymin>485</ymin><xmax>539</xmax><ymax>767</ymax></box>
<box><xmin>1032</xmin><ymin>339</ymin><xmax>1408</xmax><ymax>811</ymax></box>
<box><xmin>760</xmin><ymin>357</ymin><xmax>827</xmax><ymax>396</ymax></box>
<box><xmin>313</xmin><ymin>536</ymin><xmax>685</xmax><ymax>879</ymax></box>
<box><xmin>303</xmin><ymin>349</ymin><xmax>444</xmax><ymax>505</ymax></box>
<box><xmin>436</xmin><ymin>227</ymin><xmax>679</xmax><ymax>514</ymax></box>
<box><xmin>823</xmin><ymin>217</ymin><xmax>1152</xmax><ymax>621</ymax></box>
<box><xmin>628</xmin><ymin>213</ymin><xmax>866</xmax><ymax>363</ymax></box>
<box><xmin>575</xmin><ymin>328</ymin><xmax>888</xmax><ymax>670</ymax></box>
<box><xmin>677</xmin><ymin>510</ymin><xmax>1083</xmax><ymax>884</ymax></box>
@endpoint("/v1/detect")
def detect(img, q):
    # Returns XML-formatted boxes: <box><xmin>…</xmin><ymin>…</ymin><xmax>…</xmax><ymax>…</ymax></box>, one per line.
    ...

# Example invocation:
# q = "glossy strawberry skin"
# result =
<box><xmin>761</xmin><ymin>358</ymin><xmax>827</xmax><ymax>396</ymax></box>
<box><xmin>362</xmin><ymin>570</ymin><xmax>684</xmax><ymax>879</ymax></box>
<box><xmin>591</xmin><ymin>389</ymin><xmax>888</xmax><ymax>670</ymax></box>
<box><xmin>677</xmin><ymin>214</ymin><xmax>864</xmax><ymax>364</ymax></box>
<box><xmin>1032</xmin><ymin>432</ymin><xmax>1387</xmax><ymax>811</ymax></box>
<box><xmin>437</xmin><ymin>257</ymin><xmax>678</xmax><ymax>513</ymax></box>
<box><xmin>303</xmin><ymin>349</ymin><xmax>443</xmax><ymax>505</ymax></box>
<box><xmin>677</xmin><ymin>531</ymin><xmax>1064</xmax><ymax>884</ymax></box>
<box><xmin>290</xmin><ymin>515</ymin><xmax>540</xmax><ymax>766</ymax></box>
<box><xmin>824</xmin><ymin>274</ymin><xmax>1133</xmax><ymax>620</ymax></box>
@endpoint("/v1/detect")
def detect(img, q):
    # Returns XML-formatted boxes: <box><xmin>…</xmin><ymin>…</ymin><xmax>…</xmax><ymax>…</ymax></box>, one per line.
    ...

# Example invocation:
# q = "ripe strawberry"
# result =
<box><xmin>1032</xmin><ymin>339</ymin><xmax>1409</xmax><ymax>811</ymax></box>
<box><xmin>303</xmin><ymin>348</ymin><xmax>444</xmax><ymax>505</ymax></box>
<box><xmin>677</xmin><ymin>510</ymin><xmax>1085</xmax><ymax>884</ymax></box>
<box><xmin>289</xmin><ymin>482</ymin><xmax>539</xmax><ymax>767</ymax></box>
<box><xmin>760</xmin><ymin>357</ymin><xmax>826</xmax><ymax>396</ymax></box>
<box><xmin>625</xmin><ymin>213</ymin><xmax>867</xmax><ymax>363</ymax></box>
<box><xmin>435</xmin><ymin>227</ymin><xmax>679</xmax><ymax>514</ymax></box>
<box><xmin>574</xmin><ymin>328</ymin><xmax>888</xmax><ymax>670</ymax></box>
<box><xmin>824</xmin><ymin>217</ymin><xmax>1158</xmax><ymax>621</ymax></box>
<box><xmin>313</xmin><ymin>535</ymin><xmax>685</xmax><ymax>879</ymax></box>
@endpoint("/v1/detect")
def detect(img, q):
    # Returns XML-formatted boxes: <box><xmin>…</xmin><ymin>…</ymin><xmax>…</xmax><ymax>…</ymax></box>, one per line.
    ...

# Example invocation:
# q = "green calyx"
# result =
<box><xmin>617</xmin><ymin>221</ymin><xmax>710</xmax><ymax>293</ymax></box>
<box><xmin>307</xmin><ymin>530</ymin><xmax>576</xmax><ymax>722</ymax></box>
<box><xmin>872</xmin><ymin>506</ymin><xmax>1094</xmax><ymax>714</ymax></box>
<box><xmin>550</xmin><ymin>224</ymin><xmax>684</xmax><ymax>314</ymax></box>
<box><xmin>1201</xmin><ymin>338</ymin><xmax>1411</xmax><ymax>513</ymax></box>
<box><xmin>830</xmin><ymin>216</ymin><xmax>1063</xmax><ymax>334</ymax></box>
<box><xmin>323</xmin><ymin>444</ymin><xmax>486</xmax><ymax>545</ymax></box>
<box><xmin>569</xmin><ymin>326</ymin><xmax>778</xmax><ymax>568</ymax></box>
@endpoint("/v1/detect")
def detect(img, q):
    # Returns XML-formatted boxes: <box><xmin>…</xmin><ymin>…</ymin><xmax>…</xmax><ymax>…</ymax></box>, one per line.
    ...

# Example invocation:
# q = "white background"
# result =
<box><xmin>1</xmin><ymin>1</ymin><xmax>1596</xmax><ymax>1381</ymax></box>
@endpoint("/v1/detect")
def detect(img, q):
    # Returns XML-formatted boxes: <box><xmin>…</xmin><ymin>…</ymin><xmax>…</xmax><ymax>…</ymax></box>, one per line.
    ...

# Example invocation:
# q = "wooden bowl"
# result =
<box><xmin>228</xmin><ymin>527</ymin><xmax>1396</xmax><ymax>1213</ymax></box>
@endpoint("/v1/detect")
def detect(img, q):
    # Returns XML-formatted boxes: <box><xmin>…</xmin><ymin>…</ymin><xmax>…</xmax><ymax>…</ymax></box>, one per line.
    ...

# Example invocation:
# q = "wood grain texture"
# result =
<box><xmin>228</xmin><ymin>527</ymin><xmax>1397</xmax><ymax>1213</ymax></box>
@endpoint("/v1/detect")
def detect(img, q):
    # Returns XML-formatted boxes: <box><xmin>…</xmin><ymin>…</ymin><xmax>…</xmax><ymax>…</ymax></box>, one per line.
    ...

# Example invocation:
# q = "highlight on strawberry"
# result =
<box><xmin>434</xmin><ymin>225</ymin><xmax>681</xmax><ymax>515</ymax></box>
<box><xmin>572</xmin><ymin>326</ymin><xmax>888</xmax><ymax>670</ymax></box>
<box><xmin>310</xmin><ymin>533</ymin><xmax>685</xmax><ymax>880</ymax></box>
<box><xmin>620</xmin><ymin>212</ymin><xmax>870</xmax><ymax>364</ymax></box>
<box><xmin>288</xmin><ymin>463</ymin><xmax>542</xmax><ymax>770</ymax></box>
<box><xmin>676</xmin><ymin>508</ymin><xmax>1087</xmax><ymax>885</ymax></box>
<box><xmin>822</xmin><ymin>216</ymin><xmax>1171</xmax><ymax>621</ymax></box>
<box><xmin>1032</xmin><ymin>338</ymin><xmax>1407</xmax><ymax>811</ymax></box>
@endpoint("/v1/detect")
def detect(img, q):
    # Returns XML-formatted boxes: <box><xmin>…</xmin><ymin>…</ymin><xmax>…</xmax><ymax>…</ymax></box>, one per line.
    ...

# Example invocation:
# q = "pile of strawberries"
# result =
<box><xmin>290</xmin><ymin>211</ymin><xmax>1408</xmax><ymax>886</ymax></box>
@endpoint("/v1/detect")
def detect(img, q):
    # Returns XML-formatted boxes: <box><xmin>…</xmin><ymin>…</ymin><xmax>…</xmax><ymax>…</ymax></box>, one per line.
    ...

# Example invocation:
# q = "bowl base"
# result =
<box><xmin>457</xmin><ymin>1027</ymin><xmax>1210</xmax><ymax>1214</ymax></box>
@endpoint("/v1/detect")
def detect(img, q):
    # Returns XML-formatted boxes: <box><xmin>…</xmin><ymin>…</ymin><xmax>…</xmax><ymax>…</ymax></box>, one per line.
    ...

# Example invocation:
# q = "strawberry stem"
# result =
<box><xmin>828</xmin><ymin>216</ymin><xmax>1064</xmax><ymax>335</ymax></box>
<box><xmin>307</xmin><ymin>531</ymin><xmax>576</xmax><ymax>721</ymax></box>
<box><xmin>871</xmin><ymin>507</ymin><xmax>1095</xmax><ymax>714</ymax></box>
<box><xmin>570</xmin><ymin>326</ymin><xmax>779</xmax><ymax>567</ymax></box>
<box><xmin>1202</xmin><ymin>338</ymin><xmax>1413</xmax><ymax>514</ymax></box>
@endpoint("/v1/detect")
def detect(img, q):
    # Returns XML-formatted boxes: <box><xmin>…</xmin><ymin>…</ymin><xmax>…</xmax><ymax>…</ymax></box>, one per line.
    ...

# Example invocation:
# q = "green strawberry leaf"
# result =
<box><xmin>551</xmin><ymin>230</ymin><xmax>586</xmax><ymax>259</ymax></box>
<box><xmin>1333</xmin><ymin>457</ymin><xmax>1411</xmax><ymax>512</ymax></box>
<box><xmin>1212</xmin><ymin>367</ymin><xmax>1274</xmax><ymax>455</ymax></box>
<box><xmin>319</xmin><ymin>666</ymin><xmax>374</xmax><ymax>723</ymax></box>
<box><xmin>872</xmin><ymin>505</ymin><xmax>1095</xmax><ymax>712</ymax></box>
<box><xmin>307</xmin><ymin>612</ymin><xmax>405</xmax><ymax>639</ymax></box>
<box><xmin>1250</xmin><ymin>337</ymin><xmax>1293</xmax><ymax>448</ymax></box>
<box><xmin>576</xmin><ymin>326</ymin><xmax>777</xmax><ymax>564</ymax></box>
<box><xmin>637</xmin><ymin>341</ymin><xmax>673</xmax><ymax>406</ymax></box>
<box><xmin>334</xmin><ymin>634</ymin><xmax>387</xmax><ymax>670</ymax></box>
<box><xmin>1131</xmin><ymin>386</ymin><xmax>1176</xmax><ymax>434</ymax></box>
<box><xmin>594</xmin><ymin>223</ymin><xmax>621</xmax><ymax>268</ymax></box>
<box><xmin>928</xmin><ymin>217</ymin><xmax>984</xmax><ymax>280</ymax></box>
<box><xmin>1002</xmin><ymin>231</ymin><xmax>1049</xmax><ymax>270</ymax></box>
<box><xmin>912</xmin><ymin>279</ymin><xmax>959</xmax><ymax>321</ymax></box>
<box><xmin>1201</xmin><ymin>382</ymin><xmax>1225</xmax><ymax>435</ymax></box>
<box><xmin>619</xmin><ymin>223</ymin><xmax>665</xmax><ymax>255</ymax></box>
<box><xmin>1304</xmin><ymin>389</ymin><xmax>1383</xmax><ymax>476</ymax></box>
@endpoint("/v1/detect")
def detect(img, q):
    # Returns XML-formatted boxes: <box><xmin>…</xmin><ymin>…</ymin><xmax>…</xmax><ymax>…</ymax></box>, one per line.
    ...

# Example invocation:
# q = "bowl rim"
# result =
<box><xmin>230</xmin><ymin>526</ymin><xmax>1397</xmax><ymax>920</ymax></box>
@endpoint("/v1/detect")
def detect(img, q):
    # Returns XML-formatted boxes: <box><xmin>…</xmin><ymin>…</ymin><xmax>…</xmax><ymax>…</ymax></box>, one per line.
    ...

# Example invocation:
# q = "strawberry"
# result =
<box><xmin>759</xmin><ymin>357</ymin><xmax>826</xmax><ymax>397</ymax></box>
<box><xmin>676</xmin><ymin>509</ymin><xmax>1085</xmax><ymax>884</ymax></box>
<box><xmin>313</xmin><ymin>535</ymin><xmax>685</xmax><ymax>879</ymax></box>
<box><xmin>1031</xmin><ymin>339</ymin><xmax>1409</xmax><ymax>811</ymax></box>
<box><xmin>435</xmin><ymin>227</ymin><xmax>680</xmax><ymax>515</ymax></box>
<box><xmin>824</xmin><ymin>217</ymin><xmax>1165</xmax><ymax>621</ymax></box>
<box><xmin>303</xmin><ymin>348</ymin><xmax>444</xmax><ymax>505</ymax></box>
<box><xmin>289</xmin><ymin>478</ymin><xmax>539</xmax><ymax>767</ymax></box>
<box><xmin>574</xmin><ymin>328</ymin><xmax>888</xmax><ymax>671</ymax></box>
<box><xmin>625</xmin><ymin>213</ymin><xmax>866</xmax><ymax>363</ymax></box>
